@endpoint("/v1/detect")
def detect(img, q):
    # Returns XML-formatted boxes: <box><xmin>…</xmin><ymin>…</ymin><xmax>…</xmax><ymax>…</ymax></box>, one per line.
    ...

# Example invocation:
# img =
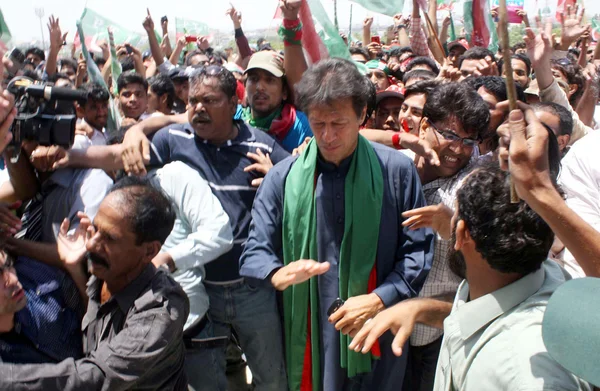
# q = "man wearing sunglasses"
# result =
<box><xmin>398</xmin><ymin>82</ymin><xmax>490</xmax><ymax>390</ymax></box>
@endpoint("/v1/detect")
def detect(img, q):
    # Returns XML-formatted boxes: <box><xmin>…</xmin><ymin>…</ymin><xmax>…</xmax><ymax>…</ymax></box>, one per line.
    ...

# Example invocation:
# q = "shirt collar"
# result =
<box><xmin>87</xmin><ymin>263</ymin><xmax>157</xmax><ymax>314</ymax></box>
<box><xmin>455</xmin><ymin>265</ymin><xmax>546</xmax><ymax>340</ymax></box>
<box><xmin>193</xmin><ymin>120</ymin><xmax>256</xmax><ymax>147</ymax></box>
<box><xmin>316</xmin><ymin>148</ymin><xmax>356</xmax><ymax>175</ymax></box>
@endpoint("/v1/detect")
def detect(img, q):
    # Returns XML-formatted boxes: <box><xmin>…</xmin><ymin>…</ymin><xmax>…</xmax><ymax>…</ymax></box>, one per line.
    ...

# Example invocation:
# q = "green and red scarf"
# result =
<box><xmin>242</xmin><ymin>104</ymin><xmax>296</xmax><ymax>142</ymax></box>
<box><xmin>282</xmin><ymin>136</ymin><xmax>383</xmax><ymax>391</ymax></box>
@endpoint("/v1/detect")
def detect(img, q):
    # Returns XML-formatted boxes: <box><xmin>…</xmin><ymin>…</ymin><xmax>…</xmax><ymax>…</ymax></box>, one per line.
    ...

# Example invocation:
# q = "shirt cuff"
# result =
<box><xmin>235</xmin><ymin>28</ymin><xmax>244</xmax><ymax>39</ymax></box>
<box><xmin>373</xmin><ymin>283</ymin><xmax>403</xmax><ymax>308</ymax></box>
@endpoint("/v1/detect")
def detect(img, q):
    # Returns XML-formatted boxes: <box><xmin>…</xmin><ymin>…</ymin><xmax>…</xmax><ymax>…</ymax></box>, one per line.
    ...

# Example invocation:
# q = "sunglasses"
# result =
<box><xmin>428</xmin><ymin>120</ymin><xmax>479</xmax><ymax>147</ymax></box>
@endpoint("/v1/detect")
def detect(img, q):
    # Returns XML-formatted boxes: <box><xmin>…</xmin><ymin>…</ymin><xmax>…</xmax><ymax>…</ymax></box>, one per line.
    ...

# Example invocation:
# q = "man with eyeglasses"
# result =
<box><xmin>393</xmin><ymin>82</ymin><xmax>491</xmax><ymax>391</ymax></box>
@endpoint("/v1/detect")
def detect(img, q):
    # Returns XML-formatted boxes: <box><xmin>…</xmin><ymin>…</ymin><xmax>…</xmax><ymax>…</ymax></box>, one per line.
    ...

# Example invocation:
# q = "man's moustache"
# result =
<box><xmin>87</xmin><ymin>252</ymin><xmax>110</xmax><ymax>269</ymax></box>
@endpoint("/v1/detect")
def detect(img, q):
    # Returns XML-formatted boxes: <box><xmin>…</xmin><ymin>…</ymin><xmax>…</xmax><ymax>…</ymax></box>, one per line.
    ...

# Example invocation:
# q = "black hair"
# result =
<box><xmin>185</xmin><ymin>50</ymin><xmax>209</xmax><ymax>66</ymax></box>
<box><xmin>25</xmin><ymin>47</ymin><xmax>45</xmax><ymax>61</ymax></box>
<box><xmin>21</xmin><ymin>69</ymin><xmax>40</xmax><ymax>81</ymax></box>
<box><xmin>532</xmin><ymin>102</ymin><xmax>573</xmax><ymax>137</ymax></box>
<box><xmin>389</xmin><ymin>46</ymin><xmax>413</xmax><ymax>59</ymax></box>
<box><xmin>295</xmin><ymin>58</ymin><xmax>371</xmax><ymax>118</ymax></box>
<box><xmin>109</xmin><ymin>176</ymin><xmax>176</xmax><ymax>246</ymax></box>
<box><xmin>149</xmin><ymin>74</ymin><xmax>176</xmax><ymax>110</ymax></box>
<box><xmin>362</xmin><ymin>78</ymin><xmax>377</xmax><ymax>127</ymax></box>
<box><xmin>94</xmin><ymin>56</ymin><xmax>107</xmax><ymax>69</ymax></box>
<box><xmin>213</xmin><ymin>49</ymin><xmax>228</xmax><ymax>62</ymax></box>
<box><xmin>465</xmin><ymin>75</ymin><xmax>527</xmax><ymax>103</ymax></box>
<box><xmin>58</xmin><ymin>58</ymin><xmax>77</xmax><ymax>72</ymax></box>
<box><xmin>77</xmin><ymin>82</ymin><xmax>110</xmax><ymax>106</ymax></box>
<box><xmin>403</xmin><ymin>79</ymin><xmax>439</xmax><ymax>100</ymax></box>
<box><xmin>47</xmin><ymin>72</ymin><xmax>71</xmax><ymax>84</ymax></box>
<box><xmin>423</xmin><ymin>82</ymin><xmax>490</xmax><ymax>139</ymax></box>
<box><xmin>550</xmin><ymin>59</ymin><xmax>585</xmax><ymax>106</ymax></box>
<box><xmin>498</xmin><ymin>53</ymin><xmax>532</xmax><ymax>76</ymax></box>
<box><xmin>402</xmin><ymin>69</ymin><xmax>437</xmax><ymax>85</ymax></box>
<box><xmin>458</xmin><ymin>47</ymin><xmax>497</xmax><ymax>69</ymax></box>
<box><xmin>406</xmin><ymin>56</ymin><xmax>440</xmax><ymax>75</ymax></box>
<box><xmin>117</xmin><ymin>71</ymin><xmax>149</xmax><ymax>93</ymax></box>
<box><xmin>456</xmin><ymin>163</ymin><xmax>554</xmax><ymax>275</ymax></box>
<box><xmin>189</xmin><ymin>66</ymin><xmax>237</xmax><ymax>100</ymax></box>
<box><xmin>120</xmin><ymin>56</ymin><xmax>135</xmax><ymax>72</ymax></box>
<box><xmin>349</xmin><ymin>47</ymin><xmax>370</xmax><ymax>62</ymax></box>
<box><xmin>511</xmin><ymin>42</ymin><xmax>527</xmax><ymax>52</ymax></box>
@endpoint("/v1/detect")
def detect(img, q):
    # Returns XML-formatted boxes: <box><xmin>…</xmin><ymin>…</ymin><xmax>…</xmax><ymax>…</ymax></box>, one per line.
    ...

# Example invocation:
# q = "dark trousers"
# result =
<box><xmin>402</xmin><ymin>336</ymin><xmax>443</xmax><ymax>391</ymax></box>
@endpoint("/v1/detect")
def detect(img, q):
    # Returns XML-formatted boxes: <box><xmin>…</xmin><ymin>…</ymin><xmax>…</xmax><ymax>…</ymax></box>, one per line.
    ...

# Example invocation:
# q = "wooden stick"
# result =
<box><xmin>422</xmin><ymin>11</ymin><xmax>446</xmax><ymax>57</ymax></box>
<box><xmin>498</xmin><ymin>0</ymin><xmax>520</xmax><ymax>203</ymax></box>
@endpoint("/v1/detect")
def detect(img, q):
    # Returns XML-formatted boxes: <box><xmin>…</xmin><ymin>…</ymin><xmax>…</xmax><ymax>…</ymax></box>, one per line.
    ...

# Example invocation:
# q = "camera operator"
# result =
<box><xmin>0</xmin><ymin>51</ymin><xmax>17</xmax><ymax>155</ymax></box>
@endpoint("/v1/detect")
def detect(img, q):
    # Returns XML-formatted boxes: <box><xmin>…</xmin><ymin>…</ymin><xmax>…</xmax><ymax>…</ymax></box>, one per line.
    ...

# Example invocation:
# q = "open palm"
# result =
<box><xmin>524</xmin><ymin>25</ymin><xmax>552</xmax><ymax>70</ymax></box>
<box><xmin>560</xmin><ymin>5</ymin><xmax>588</xmax><ymax>45</ymax></box>
<box><xmin>57</xmin><ymin>213</ymin><xmax>92</xmax><ymax>267</ymax></box>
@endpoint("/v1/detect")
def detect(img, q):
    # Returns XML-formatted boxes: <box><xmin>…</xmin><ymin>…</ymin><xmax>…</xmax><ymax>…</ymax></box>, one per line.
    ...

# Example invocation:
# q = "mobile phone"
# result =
<box><xmin>185</xmin><ymin>35</ymin><xmax>198</xmax><ymax>43</ymax></box>
<box><xmin>125</xmin><ymin>45</ymin><xmax>133</xmax><ymax>54</ymax></box>
<box><xmin>161</xmin><ymin>16</ymin><xmax>168</xmax><ymax>24</ymax></box>
<box><xmin>371</xmin><ymin>36</ymin><xmax>381</xmax><ymax>45</ymax></box>
<box><xmin>327</xmin><ymin>298</ymin><xmax>345</xmax><ymax>317</ymax></box>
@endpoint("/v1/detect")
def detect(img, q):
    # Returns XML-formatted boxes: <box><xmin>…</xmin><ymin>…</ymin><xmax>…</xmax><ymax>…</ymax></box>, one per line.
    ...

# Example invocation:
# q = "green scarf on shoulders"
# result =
<box><xmin>282</xmin><ymin>135</ymin><xmax>383</xmax><ymax>391</ymax></box>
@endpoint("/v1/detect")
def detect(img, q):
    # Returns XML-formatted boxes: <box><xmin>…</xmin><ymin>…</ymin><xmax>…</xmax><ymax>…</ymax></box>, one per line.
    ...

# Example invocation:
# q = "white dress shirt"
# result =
<box><xmin>558</xmin><ymin>131</ymin><xmax>600</xmax><ymax>278</ymax></box>
<box><xmin>147</xmin><ymin>161</ymin><xmax>234</xmax><ymax>330</ymax></box>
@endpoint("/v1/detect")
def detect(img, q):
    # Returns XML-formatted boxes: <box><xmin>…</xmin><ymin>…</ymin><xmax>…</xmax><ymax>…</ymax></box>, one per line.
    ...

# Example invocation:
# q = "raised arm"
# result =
<box><xmin>143</xmin><ymin>9</ymin><xmax>165</xmax><ymax>68</ymax></box>
<box><xmin>45</xmin><ymin>15</ymin><xmax>67</xmax><ymax>77</ymax></box>
<box><xmin>281</xmin><ymin>0</ymin><xmax>308</xmax><ymax>93</ymax></box>
<box><xmin>226</xmin><ymin>5</ymin><xmax>252</xmax><ymax>62</ymax></box>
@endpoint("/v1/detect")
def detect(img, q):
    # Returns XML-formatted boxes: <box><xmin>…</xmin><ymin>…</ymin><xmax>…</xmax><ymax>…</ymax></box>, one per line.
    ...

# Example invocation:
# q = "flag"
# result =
<box><xmin>437</xmin><ymin>0</ymin><xmax>456</xmax><ymax>11</ymax></box>
<box><xmin>107</xmin><ymin>28</ymin><xmax>122</xmax><ymax>96</ymax></box>
<box><xmin>76</xmin><ymin>8</ymin><xmax>146</xmax><ymax>51</ymax></box>
<box><xmin>463</xmin><ymin>0</ymin><xmax>499</xmax><ymax>52</ymax></box>
<box><xmin>348</xmin><ymin>0</ymin><xmax>405</xmax><ymax>18</ymax></box>
<box><xmin>76</xmin><ymin>15</ymin><xmax>122</xmax><ymax>136</ymax></box>
<box><xmin>592</xmin><ymin>18</ymin><xmax>600</xmax><ymax>42</ymax></box>
<box><xmin>449</xmin><ymin>11</ymin><xmax>457</xmax><ymax>42</ymax></box>
<box><xmin>556</xmin><ymin>0</ymin><xmax>576</xmax><ymax>23</ymax></box>
<box><xmin>0</xmin><ymin>9</ymin><xmax>12</xmax><ymax>51</ymax></box>
<box><xmin>274</xmin><ymin>0</ymin><xmax>350</xmax><ymax>64</ymax></box>
<box><xmin>175</xmin><ymin>18</ymin><xmax>209</xmax><ymax>39</ymax></box>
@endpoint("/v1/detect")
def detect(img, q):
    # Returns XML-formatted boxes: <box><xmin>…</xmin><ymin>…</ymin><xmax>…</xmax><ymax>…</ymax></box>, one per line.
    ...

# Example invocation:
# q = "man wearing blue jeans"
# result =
<box><xmin>122</xmin><ymin>66</ymin><xmax>290</xmax><ymax>390</ymax></box>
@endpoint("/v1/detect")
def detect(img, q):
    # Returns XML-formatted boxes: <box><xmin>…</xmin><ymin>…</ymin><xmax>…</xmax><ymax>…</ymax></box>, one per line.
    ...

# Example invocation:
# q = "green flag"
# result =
<box><xmin>0</xmin><ymin>8</ymin><xmax>12</xmax><ymax>48</ymax></box>
<box><xmin>80</xmin><ymin>7</ymin><xmax>146</xmax><ymax>48</ymax></box>
<box><xmin>77</xmin><ymin>16</ymin><xmax>122</xmax><ymax>136</ymax></box>
<box><xmin>107</xmin><ymin>28</ymin><xmax>122</xmax><ymax>96</ymax></box>
<box><xmin>350</xmin><ymin>0</ymin><xmax>405</xmax><ymax>18</ymax></box>
<box><xmin>449</xmin><ymin>11</ymin><xmax>456</xmax><ymax>42</ymax></box>
<box><xmin>175</xmin><ymin>17</ymin><xmax>208</xmax><ymax>38</ymax></box>
<box><xmin>306</xmin><ymin>0</ymin><xmax>351</xmax><ymax>60</ymax></box>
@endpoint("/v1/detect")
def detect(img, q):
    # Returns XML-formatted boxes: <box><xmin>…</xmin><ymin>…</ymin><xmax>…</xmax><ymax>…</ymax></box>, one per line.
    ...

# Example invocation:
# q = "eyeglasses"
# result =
<box><xmin>189</xmin><ymin>65</ymin><xmax>227</xmax><ymax>78</ymax></box>
<box><xmin>428</xmin><ymin>120</ymin><xmax>479</xmax><ymax>147</ymax></box>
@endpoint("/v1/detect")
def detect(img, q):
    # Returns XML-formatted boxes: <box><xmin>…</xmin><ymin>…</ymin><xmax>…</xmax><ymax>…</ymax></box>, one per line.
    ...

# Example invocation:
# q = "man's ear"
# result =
<box><xmin>142</xmin><ymin>241</ymin><xmax>162</xmax><ymax>265</ymax></box>
<box><xmin>454</xmin><ymin>219</ymin><xmax>471</xmax><ymax>251</ymax></box>
<box><xmin>419</xmin><ymin>117</ymin><xmax>429</xmax><ymax>140</ymax></box>
<box><xmin>359</xmin><ymin>106</ymin><xmax>367</xmax><ymax>125</ymax></box>
<box><xmin>75</xmin><ymin>102</ymin><xmax>85</xmax><ymax>118</ymax></box>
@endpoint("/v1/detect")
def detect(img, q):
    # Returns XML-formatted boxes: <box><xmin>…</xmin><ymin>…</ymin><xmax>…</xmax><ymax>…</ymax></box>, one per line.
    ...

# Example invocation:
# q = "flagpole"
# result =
<box><xmin>334</xmin><ymin>0</ymin><xmax>339</xmax><ymax>31</ymax></box>
<box><xmin>348</xmin><ymin>4</ymin><xmax>353</xmax><ymax>46</ymax></box>
<box><xmin>498</xmin><ymin>0</ymin><xmax>520</xmax><ymax>203</ymax></box>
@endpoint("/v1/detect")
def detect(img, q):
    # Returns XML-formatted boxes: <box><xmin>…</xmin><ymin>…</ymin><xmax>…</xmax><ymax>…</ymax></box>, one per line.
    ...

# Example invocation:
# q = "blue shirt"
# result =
<box><xmin>240</xmin><ymin>142</ymin><xmax>434</xmax><ymax>390</ymax></box>
<box><xmin>234</xmin><ymin>105</ymin><xmax>313</xmax><ymax>152</ymax></box>
<box><xmin>149</xmin><ymin>120</ymin><xmax>290</xmax><ymax>282</ymax></box>
<box><xmin>12</xmin><ymin>257</ymin><xmax>84</xmax><ymax>363</ymax></box>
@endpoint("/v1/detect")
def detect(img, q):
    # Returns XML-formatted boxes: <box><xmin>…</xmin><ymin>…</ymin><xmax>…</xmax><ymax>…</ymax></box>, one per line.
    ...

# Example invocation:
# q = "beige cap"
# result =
<box><xmin>244</xmin><ymin>51</ymin><xmax>285</xmax><ymax>78</ymax></box>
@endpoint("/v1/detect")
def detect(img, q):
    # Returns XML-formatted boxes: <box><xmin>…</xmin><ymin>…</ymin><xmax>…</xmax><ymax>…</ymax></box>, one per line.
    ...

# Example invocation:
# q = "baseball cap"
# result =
<box><xmin>365</xmin><ymin>60</ymin><xmax>391</xmax><ymax>77</ymax></box>
<box><xmin>244</xmin><ymin>51</ymin><xmax>285</xmax><ymax>78</ymax></box>
<box><xmin>524</xmin><ymin>79</ymin><xmax>540</xmax><ymax>97</ymax></box>
<box><xmin>376</xmin><ymin>85</ymin><xmax>404</xmax><ymax>105</ymax></box>
<box><xmin>448</xmin><ymin>39</ymin><xmax>470</xmax><ymax>52</ymax></box>
<box><xmin>542</xmin><ymin>277</ymin><xmax>600</xmax><ymax>386</ymax></box>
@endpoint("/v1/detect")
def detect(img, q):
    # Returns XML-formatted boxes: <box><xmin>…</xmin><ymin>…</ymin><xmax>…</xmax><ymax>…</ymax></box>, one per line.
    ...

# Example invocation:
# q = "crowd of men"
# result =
<box><xmin>1</xmin><ymin>0</ymin><xmax>600</xmax><ymax>389</ymax></box>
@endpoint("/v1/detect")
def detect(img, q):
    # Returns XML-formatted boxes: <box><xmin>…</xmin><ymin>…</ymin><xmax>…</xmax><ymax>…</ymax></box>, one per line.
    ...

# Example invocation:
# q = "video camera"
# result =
<box><xmin>6</xmin><ymin>76</ymin><xmax>88</xmax><ymax>152</ymax></box>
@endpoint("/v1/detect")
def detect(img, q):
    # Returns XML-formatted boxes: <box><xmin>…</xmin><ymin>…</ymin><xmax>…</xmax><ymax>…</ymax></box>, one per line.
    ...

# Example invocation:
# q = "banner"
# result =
<box><xmin>437</xmin><ymin>0</ymin><xmax>456</xmax><ymax>11</ymax></box>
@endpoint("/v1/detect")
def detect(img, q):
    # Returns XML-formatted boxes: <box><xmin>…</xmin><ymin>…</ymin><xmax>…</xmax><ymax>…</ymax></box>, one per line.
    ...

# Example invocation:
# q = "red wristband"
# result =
<box><xmin>392</xmin><ymin>133</ymin><xmax>403</xmax><ymax>150</ymax></box>
<box><xmin>283</xmin><ymin>18</ymin><xmax>301</xmax><ymax>29</ymax></box>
